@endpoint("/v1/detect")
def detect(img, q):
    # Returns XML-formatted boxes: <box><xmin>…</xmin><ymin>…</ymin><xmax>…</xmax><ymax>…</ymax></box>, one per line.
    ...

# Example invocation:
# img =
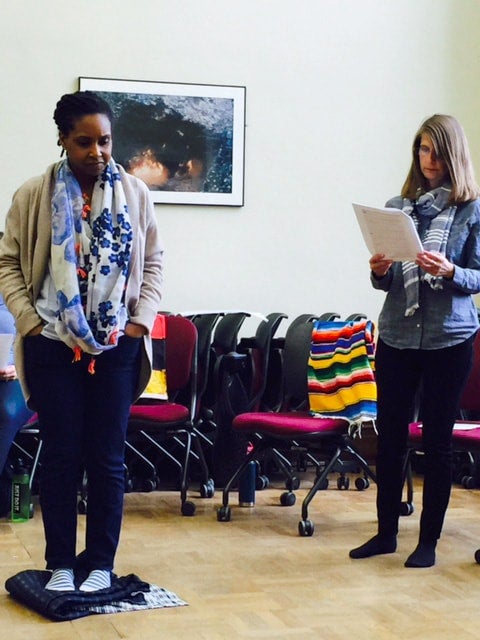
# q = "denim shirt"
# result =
<box><xmin>372</xmin><ymin>196</ymin><xmax>480</xmax><ymax>350</ymax></box>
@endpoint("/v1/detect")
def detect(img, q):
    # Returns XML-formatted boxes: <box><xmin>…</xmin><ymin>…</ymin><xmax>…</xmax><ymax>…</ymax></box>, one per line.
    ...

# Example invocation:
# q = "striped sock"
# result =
<box><xmin>79</xmin><ymin>569</ymin><xmax>111</xmax><ymax>592</ymax></box>
<box><xmin>45</xmin><ymin>568</ymin><xmax>75</xmax><ymax>591</ymax></box>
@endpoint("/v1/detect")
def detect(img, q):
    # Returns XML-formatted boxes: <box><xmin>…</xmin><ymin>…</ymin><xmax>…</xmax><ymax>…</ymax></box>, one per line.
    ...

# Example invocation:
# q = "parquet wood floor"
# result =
<box><xmin>1</xmin><ymin>474</ymin><xmax>480</xmax><ymax>639</ymax></box>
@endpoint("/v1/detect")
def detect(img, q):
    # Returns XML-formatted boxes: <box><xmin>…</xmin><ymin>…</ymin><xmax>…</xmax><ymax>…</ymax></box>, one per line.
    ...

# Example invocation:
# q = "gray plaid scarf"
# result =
<box><xmin>401</xmin><ymin>185</ymin><xmax>456</xmax><ymax>316</ymax></box>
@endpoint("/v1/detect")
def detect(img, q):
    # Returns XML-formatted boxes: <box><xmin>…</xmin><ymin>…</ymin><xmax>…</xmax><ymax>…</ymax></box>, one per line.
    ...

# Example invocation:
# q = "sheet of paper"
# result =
<box><xmin>0</xmin><ymin>334</ymin><xmax>14</xmax><ymax>369</ymax></box>
<box><xmin>453</xmin><ymin>422</ymin><xmax>480</xmax><ymax>431</ymax></box>
<box><xmin>418</xmin><ymin>422</ymin><xmax>480</xmax><ymax>431</ymax></box>
<box><xmin>352</xmin><ymin>203</ymin><xmax>423</xmax><ymax>261</ymax></box>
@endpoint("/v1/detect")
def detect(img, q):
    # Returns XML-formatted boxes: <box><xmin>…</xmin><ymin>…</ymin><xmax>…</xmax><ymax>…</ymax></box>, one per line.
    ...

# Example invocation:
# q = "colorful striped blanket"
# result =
<box><xmin>307</xmin><ymin>319</ymin><xmax>377</xmax><ymax>425</ymax></box>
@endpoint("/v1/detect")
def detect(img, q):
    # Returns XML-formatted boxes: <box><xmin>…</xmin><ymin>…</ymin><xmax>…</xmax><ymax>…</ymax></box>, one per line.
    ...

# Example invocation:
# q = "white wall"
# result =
<box><xmin>1</xmin><ymin>0</ymin><xmax>480</xmax><ymax>336</ymax></box>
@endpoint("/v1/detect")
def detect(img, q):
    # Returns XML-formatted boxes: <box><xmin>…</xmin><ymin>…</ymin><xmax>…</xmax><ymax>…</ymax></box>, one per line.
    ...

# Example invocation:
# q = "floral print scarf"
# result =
<box><xmin>51</xmin><ymin>159</ymin><xmax>132</xmax><ymax>357</ymax></box>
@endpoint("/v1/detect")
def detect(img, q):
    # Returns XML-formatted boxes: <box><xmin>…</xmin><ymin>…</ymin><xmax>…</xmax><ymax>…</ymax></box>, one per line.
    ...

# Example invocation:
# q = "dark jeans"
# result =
<box><xmin>24</xmin><ymin>334</ymin><xmax>141</xmax><ymax>571</ymax></box>
<box><xmin>375</xmin><ymin>335</ymin><xmax>474</xmax><ymax>542</ymax></box>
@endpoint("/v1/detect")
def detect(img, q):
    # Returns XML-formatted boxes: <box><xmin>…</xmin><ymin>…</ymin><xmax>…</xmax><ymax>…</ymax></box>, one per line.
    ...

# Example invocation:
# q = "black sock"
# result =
<box><xmin>404</xmin><ymin>542</ymin><xmax>436</xmax><ymax>568</ymax></box>
<box><xmin>349</xmin><ymin>534</ymin><xmax>397</xmax><ymax>559</ymax></box>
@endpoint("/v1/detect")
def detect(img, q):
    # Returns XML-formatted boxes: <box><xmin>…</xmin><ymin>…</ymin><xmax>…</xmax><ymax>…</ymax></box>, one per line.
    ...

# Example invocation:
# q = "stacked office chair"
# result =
<box><xmin>182</xmin><ymin>312</ymin><xmax>224</xmax><ymax>455</ymax></box>
<box><xmin>233</xmin><ymin>312</ymin><xmax>289</xmax><ymax>411</ymax></box>
<box><xmin>127</xmin><ymin>314</ymin><xmax>214</xmax><ymax>516</ymax></box>
<box><xmin>209</xmin><ymin>312</ymin><xmax>289</xmax><ymax>486</ymax></box>
<box><xmin>248</xmin><ymin>312</ymin><xmax>343</xmax><ymax>487</ymax></box>
<box><xmin>403</xmin><ymin>329</ymin><xmax>480</xmax><ymax>519</ymax></box>
<box><xmin>217</xmin><ymin>316</ymin><xmax>377</xmax><ymax>536</ymax></box>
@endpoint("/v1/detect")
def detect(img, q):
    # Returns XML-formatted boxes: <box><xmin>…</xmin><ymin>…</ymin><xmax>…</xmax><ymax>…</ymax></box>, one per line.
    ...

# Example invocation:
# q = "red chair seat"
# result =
<box><xmin>24</xmin><ymin>413</ymin><xmax>39</xmax><ymax>426</ymax></box>
<box><xmin>130</xmin><ymin>403</ymin><xmax>189</xmax><ymax>424</ymax></box>
<box><xmin>409</xmin><ymin>420</ymin><xmax>480</xmax><ymax>448</ymax></box>
<box><xmin>233</xmin><ymin>411</ymin><xmax>349</xmax><ymax>437</ymax></box>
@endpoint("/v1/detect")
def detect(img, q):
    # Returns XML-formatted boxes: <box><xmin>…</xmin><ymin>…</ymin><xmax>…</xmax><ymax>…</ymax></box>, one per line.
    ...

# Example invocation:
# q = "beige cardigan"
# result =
<box><xmin>0</xmin><ymin>162</ymin><xmax>164</xmax><ymax>405</ymax></box>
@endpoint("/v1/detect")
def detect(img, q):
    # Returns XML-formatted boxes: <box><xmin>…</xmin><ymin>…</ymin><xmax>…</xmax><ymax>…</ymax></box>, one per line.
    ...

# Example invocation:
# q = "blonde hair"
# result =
<box><xmin>401</xmin><ymin>114</ymin><xmax>480</xmax><ymax>203</ymax></box>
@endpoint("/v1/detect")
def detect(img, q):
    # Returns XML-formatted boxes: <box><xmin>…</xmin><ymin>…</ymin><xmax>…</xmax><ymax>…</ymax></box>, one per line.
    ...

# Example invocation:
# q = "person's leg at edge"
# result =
<box><xmin>350</xmin><ymin>340</ymin><xmax>421</xmax><ymax>559</ymax></box>
<box><xmin>405</xmin><ymin>337</ymin><xmax>474</xmax><ymax>568</ymax></box>
<box><xmin>79</xmin><ymin>335</ymin><xmax>141</xmax><ymax>592</ymax></box>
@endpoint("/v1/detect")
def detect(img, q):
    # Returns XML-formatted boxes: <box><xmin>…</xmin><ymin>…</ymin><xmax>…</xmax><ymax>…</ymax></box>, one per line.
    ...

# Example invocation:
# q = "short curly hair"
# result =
<box><xmin>53</xmin><ymin>91</ymin><xmax>113</xmax><ymax>136</ymax></box>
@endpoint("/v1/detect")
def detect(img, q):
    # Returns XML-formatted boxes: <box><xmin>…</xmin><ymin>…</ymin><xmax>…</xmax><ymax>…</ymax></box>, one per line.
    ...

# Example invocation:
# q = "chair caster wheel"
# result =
<box><xmin>181</xmin><ymin>500</ymin><xmax>196</xmax><ymax>516</ymax></box>
<box><xmin>475</xmin><ymin>549</ymin><xmax>480</xmax><ymax>564</ymax></box>
<box><xmin>217</xmin><ymin>505</ymin><xmax>231</xmax><ymax>522</ymax></box>
<box><xmin>286</xmin><ymin>476</ymin><xmax>300</xmax><ymax>491</ymax></box>
<box><xmin>256</xmin><ymin>475</ymin><xmax>270</xmax><ymax>490</ymax></box>
<box><xmin>355</xmin><ymin>477</ymin><xmax>370</xmax><ymax>490</ymax></box>
<box><xmin>298</xmin><ymin>519</ymin><xmax>314</xmax><ymax>537</ymax></box>
<box><xmin>132</xmin><ymin>476</ymin><xmax>150</xmax><ymax>492</ymax></box>
<box><xmin>400</xmin><ymin>501</ymin><xmax>414</xmax><ymax>516</ymax></box>
<box><xmin>29</xmin><ymin>503</ymin><xmax>34</xmax><ymax>519</ymax></box>
<box><xmin>200</xmin><ymin>479</ymin><xmax>215</xmax><ymax>498</ymax></box>
<box><xmin>337</xmin><ymin>476</ymin><xmax>350</xmax><ymax>490</ymax></box>
<box><xmin>280</xmin><ymin>491</ymin><xmax>296</xmax><ymax>506</ymax></box>
<box><xmin>462</xmin><ymin>475</ymin><xmax>476</xmax><ymax>489</ymax></box>
<box><xmin>142</xmin><ymin>478</ymin><xmax>157</xmax><ymax>492</ymax></box>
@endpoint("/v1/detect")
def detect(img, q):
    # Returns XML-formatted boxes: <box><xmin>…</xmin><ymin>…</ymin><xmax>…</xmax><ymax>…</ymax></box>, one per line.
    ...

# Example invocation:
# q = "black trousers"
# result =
<box><xmin>374</xmin><ymin>335</ymin><xmax>474</xmax><ymax>542</ymax></box>
<box><xmin>24</xmin><ymin>334</ymin><xmax>141</xmax><ymax>571</ymax></box>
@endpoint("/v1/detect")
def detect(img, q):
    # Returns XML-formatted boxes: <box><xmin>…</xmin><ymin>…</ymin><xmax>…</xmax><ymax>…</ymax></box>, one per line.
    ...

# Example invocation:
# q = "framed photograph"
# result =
<box><xmin>78</xmin><ymin>77</ymin><xmax>246</xmax><ymax>206</ymax></box>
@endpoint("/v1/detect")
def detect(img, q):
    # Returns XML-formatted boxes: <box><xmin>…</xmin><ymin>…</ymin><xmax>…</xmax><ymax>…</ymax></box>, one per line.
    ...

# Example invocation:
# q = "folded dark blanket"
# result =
<box><xmin>5</xmin><ymin>569</ymin><xmax>187</xmax><ymax>621</ymax></box>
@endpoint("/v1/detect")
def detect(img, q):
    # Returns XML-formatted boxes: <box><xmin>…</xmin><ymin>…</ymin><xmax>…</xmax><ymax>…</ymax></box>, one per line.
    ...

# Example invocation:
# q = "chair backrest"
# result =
<box><xmin>344</xmin><ymin>312</ymin><xmax>367</xmax><ymax>321</ymax></box>
<box><xmin>164</xmin><ymin>315</ymin><xmax>198</xmax><ymax>397</ymax></box>
<box><xmin>200</xmin><ymin>312</ymin><xmax>250</xmax><ymax>413</ymax></box>
<box><xmin>262</xmin><ymin>313</ymin><xmax>342</xmax><ymax>412</ymax></box>
<box><xmin>460</xmin><ymin>330</ymin><xmax>480</xmax><ymax>413</ymax></box>
<box><xmin>225</xmin><ymin>312</ymin><xmax>289</xmax><ymax>412</ymax></box>
<box><xmin>254</xmin><ymin>312</ymin><xmax>288</xmax><ymax>353</ymax></box>
<box><xmin>212</xmin><ymin>312</ymin><xmax>250</xmax><ymax>355</ymax></box>
<box><xmin>278</xmin><ymin>314</ymin><xmax>371</xmax><ymax>407</ymax></box>
<box><xmin>286</xmin><ymin>313</ymin><xmax>320</xmax><ymax>332</ymax></box>
<box><xmin>191</xmin><ymin>313</ymin><xmax>223</xmax><ymax>402</ymax></box>
<box><xmin>245</xmin><ymin>312</ymin><xmax>288</xmax><ymax>410</ymax></box>
<box><xmin>282</xmin><ymin>319</ymin><xmax>316</xmax><ymax>411</ymax></box>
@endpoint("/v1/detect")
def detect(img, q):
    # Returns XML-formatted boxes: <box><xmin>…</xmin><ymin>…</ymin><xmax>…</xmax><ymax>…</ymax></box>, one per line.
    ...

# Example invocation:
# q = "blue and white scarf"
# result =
<box><xmin>51</xmin><ymin>159</ymin><xmax>132</xmax><ymax>356</ymax></box>
<box><xmin>401</xmin><ymin>185</ymin><xmax>456</xmax><ymax>316</ymax></box>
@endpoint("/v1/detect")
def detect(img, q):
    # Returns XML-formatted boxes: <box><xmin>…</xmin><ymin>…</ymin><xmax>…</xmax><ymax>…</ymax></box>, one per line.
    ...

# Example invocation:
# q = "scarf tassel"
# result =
<box><xmin>71</xmin><ymin>347</ymin><xmax>96</xmax><ymax>375</ymax></box>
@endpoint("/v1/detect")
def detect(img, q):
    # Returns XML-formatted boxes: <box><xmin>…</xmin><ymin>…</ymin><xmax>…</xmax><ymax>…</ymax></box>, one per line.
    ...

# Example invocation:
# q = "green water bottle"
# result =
<box><xmin>11</xmin><ymin>459</ymin><xmax>30</xmax><ymax>522</ymax></box>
